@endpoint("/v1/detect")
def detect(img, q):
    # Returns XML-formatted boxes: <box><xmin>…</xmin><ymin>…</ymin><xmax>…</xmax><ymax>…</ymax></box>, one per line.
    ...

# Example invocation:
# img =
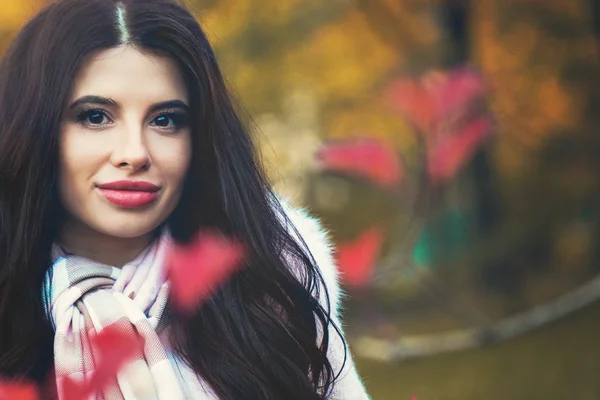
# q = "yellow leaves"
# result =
<box><xmin>252</xmin><ymin>0</ymin><xmax>314</xmax><ymax>27</ymax></box>
<box><xmin>283</xmin><ymin>9</ymin><xmax>400</xmax><ymax>104</ymax></box>
<box><xmin>0</xmin><ymin>0</ymin><xmax>41</xmax><ymax>56</ymax></box>
<box><xmin>543</xmin><ymin>0</ymin><xmax>589</xmax><ymax>20</ymax></box>
<box><xmin>229</xmin><ymin>58</ymin><xmax>281</xmax><ymax>112</ymax></box>
<box><xmin>379</xmin><ymin>0</ymin><xmax>440</xmax><ymax>47</ymax></box>
<box><xmin>0</xmin><ymin>0</ymin><xmax>39</xmax><ymax>31</ymax></box>
<box><xmin>537</xmin><ymin>76</ymin><xmax>580</xmax><ymax>129</ymax></box>
<box><xmin>195</xmin><ymin>0</ymin><xmax>253</xmax><ymax>45</ymax></box>
<box><xmin>472</xmin><ymin>0</ymin><xmax>591</xmax><ymax>176</ymax></box>
<box><xmin>490</xmin><ymin>70</ymin><xmax>580</xmax><ymax>143</ymax></box>
<box><xmin>326</xmin><ymin>100</ymin><xmax>417</xmax><ymax>157</ymax></box>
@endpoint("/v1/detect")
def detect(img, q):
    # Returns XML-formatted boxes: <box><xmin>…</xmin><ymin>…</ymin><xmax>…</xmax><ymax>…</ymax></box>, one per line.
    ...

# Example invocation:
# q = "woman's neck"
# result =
<box><xmin>58</xmin><ymin>217</ymin><xmax>156</xmax><ymax>267</ymax></box>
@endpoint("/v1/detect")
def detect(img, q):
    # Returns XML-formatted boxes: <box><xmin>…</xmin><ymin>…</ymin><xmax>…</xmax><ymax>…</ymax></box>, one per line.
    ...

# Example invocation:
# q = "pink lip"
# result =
<box><xmin>96</xmin><ymin>180</ymin><xmax>160</xmax><ymax>208</ymax></box>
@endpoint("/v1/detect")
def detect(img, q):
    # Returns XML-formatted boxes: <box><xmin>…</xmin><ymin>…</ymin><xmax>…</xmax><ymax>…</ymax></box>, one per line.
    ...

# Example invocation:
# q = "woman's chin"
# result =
<box><xmin>91</xmin><ymin>218</ymin><xmax>163</xmax><ymax>239</ymax></box>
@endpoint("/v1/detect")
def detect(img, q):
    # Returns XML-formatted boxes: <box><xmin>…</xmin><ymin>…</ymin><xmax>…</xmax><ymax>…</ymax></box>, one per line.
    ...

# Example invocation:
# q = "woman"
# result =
<box><xmin>0</xmin><ymin>0</ymin><xmax>370</xmax><ymax>399</ymax></box>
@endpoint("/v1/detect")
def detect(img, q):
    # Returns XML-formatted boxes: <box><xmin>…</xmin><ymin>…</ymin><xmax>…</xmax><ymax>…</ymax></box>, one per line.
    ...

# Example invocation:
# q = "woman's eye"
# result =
<box><xmin>77</xmin><ymin>109</ymin><xmax>109</xmax><ymax>126</ymax></box>
<box><xmin>150</xmin><ymin>112</ymin><xmax>189</xmax><ymax>131</ymax></box>
<box><xmin>153</xmin><ymin>114</ymin><xmax>172</xmax><ymax>127</ymax></box>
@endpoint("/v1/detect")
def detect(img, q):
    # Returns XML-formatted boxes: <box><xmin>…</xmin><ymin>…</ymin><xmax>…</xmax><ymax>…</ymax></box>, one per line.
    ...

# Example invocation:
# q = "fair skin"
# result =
<box><xmin>58</xmin><ymin>46</ymin><xmax>192</xmax><ymax>267</ymax></box>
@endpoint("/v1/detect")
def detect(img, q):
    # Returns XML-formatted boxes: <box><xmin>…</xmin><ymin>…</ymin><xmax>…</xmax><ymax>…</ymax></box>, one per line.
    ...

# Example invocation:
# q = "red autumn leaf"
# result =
<box><xmin>385</xmin><ymin>66</ymin><xmax>494</xmax><ymax>183</ymax></box>
<box><xmin>316</xmin><ymin>139</ymin><xmax>404</xmax><ymax>191</ymax></box>
<box><xmin>90</xmin><ymin>325</ymin><xmax>143</xmax><ymax>383</ymax></box>
<box><xmin>385</xmin><ymin>78</ymin><xmax>437</xmax><ymax>132</ymax></box>
<box><xmin>0</xmin><ymin>379</ymin><xmax>39</xmax><ymax>400</ymax></box>
<box><xmin>335</xmin><ymin>227</ymin><xmax>384</xmax><ymax>287</ymax></box>
<box><xmin>428</xmin><ymin>68</ymin><xmax>487</xmax><ymax>117</ymax></box>
<box><xmin>385</xmin><ymin>67</ymin><xmax>487</xmax><ymax>135</ymax></box>
<box><xmin>60</xmin><ymin>325</ymin><xmax>144</xmax><ymax>400</ymax></box>
<box><xmin>428</xmin><ymin>116</ymin><xmax>493</xmax><ymax>184</ymax></box>
<box><xmin>167</xmin><ymin>230</ymin><xmax>247</xmax><ymax>314</ymax></box>
<box><xmin>60</xmin><ymin>377</ymin><xmax>88</xmax><ymax>400</ymax></box>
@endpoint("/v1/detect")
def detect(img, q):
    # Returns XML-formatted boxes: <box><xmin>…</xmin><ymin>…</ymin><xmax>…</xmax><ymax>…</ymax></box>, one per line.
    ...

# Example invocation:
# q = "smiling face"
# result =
<box><xmin>58</xmin><ymin>46</ymin><xmax>192</xmax><ymax>241</ymax></box>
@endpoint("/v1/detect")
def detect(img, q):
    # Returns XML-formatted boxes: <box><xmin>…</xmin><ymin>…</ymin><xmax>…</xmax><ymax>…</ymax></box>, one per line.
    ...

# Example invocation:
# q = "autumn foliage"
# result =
<box><xmin>385</xmin><ymin>67</ymin><xmax>494</xmax><ymax>184</ymax></box>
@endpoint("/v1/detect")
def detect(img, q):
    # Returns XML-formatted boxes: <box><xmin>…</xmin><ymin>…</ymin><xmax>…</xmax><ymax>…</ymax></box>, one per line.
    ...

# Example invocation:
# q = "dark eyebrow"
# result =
<box><xmin>69</xmin><ymin>96</ymin><xmax>189</xmax><ymax>113</ymax></box>
<box><xmin>69</xmin><ymin>95</ymin><xmax>118</xmax><ymax>109</ymax></box>
<box><xmin>148</xmin><ymin>100</ymin><xmax>189</xmax><ymax>113</ymax></box>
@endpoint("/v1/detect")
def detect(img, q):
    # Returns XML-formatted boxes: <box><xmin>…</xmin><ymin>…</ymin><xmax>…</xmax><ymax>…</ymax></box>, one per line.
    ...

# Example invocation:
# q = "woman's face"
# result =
<box><xmin>59</xmin><ymin>46</ymin><xmax>192</xmax><ymax>238</ymax></box>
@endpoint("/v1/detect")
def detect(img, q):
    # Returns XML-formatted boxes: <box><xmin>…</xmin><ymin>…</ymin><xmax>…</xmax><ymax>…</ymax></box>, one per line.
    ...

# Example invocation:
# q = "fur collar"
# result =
<box><xmin>277</xmin><ymin>198</ymin><xmax>344</xmax><ymax>319</ymax></box>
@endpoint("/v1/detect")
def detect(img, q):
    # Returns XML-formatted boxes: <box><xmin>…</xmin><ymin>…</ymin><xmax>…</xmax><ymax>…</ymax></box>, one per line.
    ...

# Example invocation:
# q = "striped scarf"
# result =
<box><xmin>44</xmin><ymin>233</ymin><xmax>203</xmax><ymax>399</ymax></box>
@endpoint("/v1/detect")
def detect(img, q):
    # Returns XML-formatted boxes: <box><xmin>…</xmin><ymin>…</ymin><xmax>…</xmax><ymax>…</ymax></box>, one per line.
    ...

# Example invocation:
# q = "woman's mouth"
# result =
<box><xmin>96</xmin><ymin>180</ymin><xmax>160</xmax><ymax>208</ymax></box>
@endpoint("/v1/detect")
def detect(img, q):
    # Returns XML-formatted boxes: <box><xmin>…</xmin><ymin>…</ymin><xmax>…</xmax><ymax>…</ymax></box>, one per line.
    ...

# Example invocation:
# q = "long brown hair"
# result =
<box><xmin>0</xmin><ymin>1</ymin><xmax>343</xmax><ymax>398</ymax></box>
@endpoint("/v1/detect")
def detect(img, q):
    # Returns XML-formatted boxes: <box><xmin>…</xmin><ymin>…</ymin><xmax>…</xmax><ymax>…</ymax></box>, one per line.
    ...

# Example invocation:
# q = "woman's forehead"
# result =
<box><xmin>69</xmin><ymin>46</ymin><xmax>188</xmax><ymax>103</ymax></box>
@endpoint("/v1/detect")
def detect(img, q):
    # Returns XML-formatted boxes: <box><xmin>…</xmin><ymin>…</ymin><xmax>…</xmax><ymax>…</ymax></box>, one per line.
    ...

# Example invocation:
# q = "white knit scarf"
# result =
<box><xmin>44</xmin><ymin>233</ymin><xmax>210</xmax><ymax>399</ymax></box>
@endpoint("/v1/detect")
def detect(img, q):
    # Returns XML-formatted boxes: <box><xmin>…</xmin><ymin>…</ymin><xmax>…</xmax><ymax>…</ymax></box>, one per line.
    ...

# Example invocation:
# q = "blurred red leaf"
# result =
<box><xmin>385</xmin><ymin>66</ymin><xmax>493</xmax><ymax>183</ymax></box>
<box><xmin>428</xmin><ymin>116</ymin><xmax>494</xmax><ymax>184</ymax></box>
<box><xmin>427</xmin><ymin>68</ymin><xmax>487</xmax><ymax>118</ymax></box>
<box><xmin>385</xmin><ymin>79</ymin><xmax>437</xmax><ymax>132</ymax></box>
<box><xmin>335</xmin><ymin>227</ymin><xmax>384</xmax><ymax>287</ymax></box>
<box><xmin>0</xmin><ymin>379</ymin><xmax>39</xmax><ymax>400</ymax></box>
<box><xmin>60</xmin><ymin>325</ymin><xmax>143</xmax><ymax>400</ymax></box>
<box><xmin>385</xmin><ymin>67</ymin><xmax>487</xmax><ymax>135</ymax></box>
<box><xmin>316</xmin><ymin>139</ymin><xmax>404</xmax><ymax>191</ymax></box>
<box><xmin>60</xmin><ymin>377</ymin><xmax>87</xmax><ymax>400</ymax></box>
<box><xmin>90</xmin><ymin>325</ymin><xmax>143</xmax><ymax>384</ymax></box>
<box><xmin>167</xmin><ymin>230</ymin><xmax>247</xmax><ymax>314</ymax></box>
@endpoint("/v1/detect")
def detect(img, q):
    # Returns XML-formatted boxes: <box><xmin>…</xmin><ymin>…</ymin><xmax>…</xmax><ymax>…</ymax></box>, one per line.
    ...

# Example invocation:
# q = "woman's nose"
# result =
<box><xmin>109</xmin><ymin>125</ymin><xmax>151</xmax><ymax>172</ymax></box>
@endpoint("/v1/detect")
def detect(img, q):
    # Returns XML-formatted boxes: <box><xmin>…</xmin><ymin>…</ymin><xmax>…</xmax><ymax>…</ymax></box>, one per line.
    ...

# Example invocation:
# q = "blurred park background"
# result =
<box><xmin>2</xmin><ymin>0</ymin><xmax>600</xmax><ymax>398</ymax></box>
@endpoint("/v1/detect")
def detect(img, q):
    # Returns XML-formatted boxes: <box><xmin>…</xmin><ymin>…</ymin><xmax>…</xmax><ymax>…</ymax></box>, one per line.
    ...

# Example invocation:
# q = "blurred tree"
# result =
<box><xmin>437</xmin><ymin>0</ymin><xmax>470</xmax><ymax>67</ymax></box>
<box><xmin>592</xmin><ymin>0</ymin><xmax>600</xmax><ymax>38</ymax></box>
<box><xmin>468</xmin><ymin>0</ymin><xmax>600</xmax><ymax>313</ymax></box>
<box><xmin>473</xmin><ymin>0</ymin><xmax>590</xmax><ymax>172</ymax></box>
